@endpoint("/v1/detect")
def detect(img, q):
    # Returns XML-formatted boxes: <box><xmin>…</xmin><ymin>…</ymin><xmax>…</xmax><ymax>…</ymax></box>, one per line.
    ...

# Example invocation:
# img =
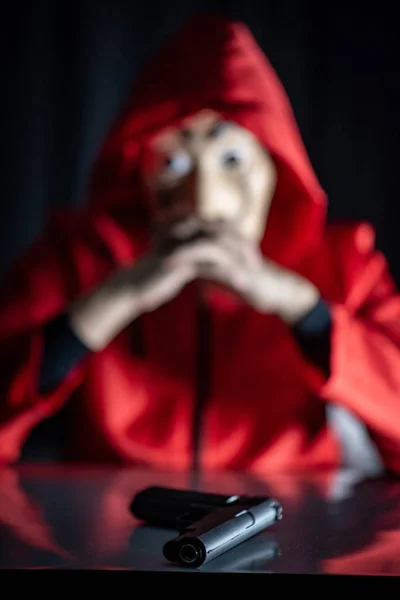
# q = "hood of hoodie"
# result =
<box><xmin>87</xmin><ymin>13</ymin><xmax>327</xmax><ymax>269</ymax></box>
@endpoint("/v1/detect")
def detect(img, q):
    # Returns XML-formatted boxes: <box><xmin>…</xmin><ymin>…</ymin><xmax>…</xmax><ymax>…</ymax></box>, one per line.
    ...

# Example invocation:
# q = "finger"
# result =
<box><xmin>153</xmin><ymin>219</ymin><xmax>219</xmax><ymax>254</ymax></box>
<box><xmin>213</xmin><ymin>229</ymin><xmax>262</xmax><ymax>270</ymax></box>
<box><xmin>169</xmin><ymin>217</ymin><xmax>221</xmax><ymax>240</ymax></box>
<box><xmin>167</xmin><ymin>240</ymin><xmax>235</xmax><ymax>271</ymax></box>
<box><xmin>154</xmin><ymin>229</ymin><xmax>211</xmax><ymax>256</ymax></box>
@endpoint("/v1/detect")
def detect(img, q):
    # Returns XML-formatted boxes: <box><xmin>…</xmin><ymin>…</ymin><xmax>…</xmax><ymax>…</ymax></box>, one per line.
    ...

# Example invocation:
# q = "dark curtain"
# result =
<box><xmin>1</xmin><ymin>1</ymin><xmax>399</xmax><ymax>282</ymax></box>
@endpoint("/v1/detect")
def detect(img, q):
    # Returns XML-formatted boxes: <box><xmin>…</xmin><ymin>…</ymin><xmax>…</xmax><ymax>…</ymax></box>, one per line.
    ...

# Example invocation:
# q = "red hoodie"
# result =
<box><xmin>1</xmin><ymin>14</ymin><xmax>400</xmax><ymax>472</ymax></box>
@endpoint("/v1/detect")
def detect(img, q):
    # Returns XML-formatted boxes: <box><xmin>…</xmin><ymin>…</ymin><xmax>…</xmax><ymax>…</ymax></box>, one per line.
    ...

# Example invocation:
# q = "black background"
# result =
<box><xmin>1</xmin><ymin>2</ymin><xmax>399</xmax><ymax>281</ymax></box>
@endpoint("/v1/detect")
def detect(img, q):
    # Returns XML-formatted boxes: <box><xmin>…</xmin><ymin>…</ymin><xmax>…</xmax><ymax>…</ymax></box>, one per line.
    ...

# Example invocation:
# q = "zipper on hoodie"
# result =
<box><xmin>193</xmin><ymin>289</ymin><xmax>212</xmax><ymax>470</ymax></box>
<box><xmin>130</xmin><ymin>296</ymin><xmax>210</xmax><ymax>470</ymax></box>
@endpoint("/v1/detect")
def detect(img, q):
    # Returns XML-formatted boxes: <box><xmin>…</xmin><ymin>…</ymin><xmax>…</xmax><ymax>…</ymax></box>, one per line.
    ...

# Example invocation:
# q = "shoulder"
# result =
<box><xmin>323</xmin><ymin>220</ymin><xmax>377</xmax><ymax>256</ymax></box>
<box><xmin>305</xmin><ymin>219</ymin><xmax>378</xmax><ymax>276</ymax></box>
<box><xmin>2</xmin><ymin>205</ymin><xmax>145</xmax><ymax>287</ymax></box>
<box><xmin>0</xmin><ymin>206</ymin><xmax>146</xmax><ymax>333</ymax></box>
<box><xmin>302</xmin><ymin>220</ymin><xmax>392</xmax><ymax>305</ymax></box>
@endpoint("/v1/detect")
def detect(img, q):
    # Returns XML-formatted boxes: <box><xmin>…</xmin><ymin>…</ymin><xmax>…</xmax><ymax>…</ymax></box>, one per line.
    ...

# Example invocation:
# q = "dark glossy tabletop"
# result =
<box><xmin>1</xmin><ymin>463</ymin><xmax>400</xmax><ymax>574</ymax></box>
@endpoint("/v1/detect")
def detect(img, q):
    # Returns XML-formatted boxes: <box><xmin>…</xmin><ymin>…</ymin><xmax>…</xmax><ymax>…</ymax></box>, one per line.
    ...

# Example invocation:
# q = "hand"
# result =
<box><xmin>114</xmin><ymin>221</ymin><xmax>245</xmax><ymax>315</ymax></box>
<box><xmin>194</xmin><ymin>226</ymin><xmax>320</xmax><ymax>324</ymax></box>
<box><xmin>69</xmin><ymin>220</ymin><xmax>320</xmax><ymax>350</ymax></box>
<box><xmin>68</xmin><ymin>222</ymin><xmax>242</xmax><ymax>350</ymax></box>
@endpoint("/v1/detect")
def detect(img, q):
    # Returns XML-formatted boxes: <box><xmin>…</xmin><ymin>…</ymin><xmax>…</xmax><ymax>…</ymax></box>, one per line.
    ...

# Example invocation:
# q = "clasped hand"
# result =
<box><xmin>69</xmin><ymin>218</ymin><xmax>321</xmax><ymax>351</ymax></box>
<box><xmin>141</xmin><ymin>219</ymin><xmax>320</xmax><ymax>324</ymax></box>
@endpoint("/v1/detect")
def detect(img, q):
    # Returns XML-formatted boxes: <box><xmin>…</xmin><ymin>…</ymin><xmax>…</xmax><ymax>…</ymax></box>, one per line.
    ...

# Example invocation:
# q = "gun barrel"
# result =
<box><xmin>163</xmin><ymin>498</ymin><xmax>282</xmax><ymax>567</ymax></box>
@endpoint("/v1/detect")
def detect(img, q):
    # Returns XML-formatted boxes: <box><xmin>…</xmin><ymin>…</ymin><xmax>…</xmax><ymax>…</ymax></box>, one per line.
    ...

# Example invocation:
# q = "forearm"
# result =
<box><xmin>39</xmin><ymin>279</ymin><xmax>140</xmax><ymax>393</ymax></box>
<box><xmin>68</xmin><ymin>278</ymin><xmax>140</xmax><ymax>351</ymax></box>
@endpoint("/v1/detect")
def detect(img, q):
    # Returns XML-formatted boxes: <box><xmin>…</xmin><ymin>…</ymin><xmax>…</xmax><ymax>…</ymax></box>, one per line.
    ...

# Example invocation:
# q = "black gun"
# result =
<box><xmin>130</xmin><ymin>485</ymin><xmax>283</xmax><ymax>568</ymax></box>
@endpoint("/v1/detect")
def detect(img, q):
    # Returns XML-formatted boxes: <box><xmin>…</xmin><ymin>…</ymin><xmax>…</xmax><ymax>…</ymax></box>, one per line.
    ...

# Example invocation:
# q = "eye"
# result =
<box><xmin>180</xmin><ymin>128</ymin><xmax>193</xmax><ymax>142</ymax></box>
<box><xmin>162</xmin><ymin>151</ymin><xmax>192</xmax><ymax>178</ymax></box>
<box><xmin>221</xmin><ymin>149</ymin><xmax>244</xmax><ymax>170</ymax></box>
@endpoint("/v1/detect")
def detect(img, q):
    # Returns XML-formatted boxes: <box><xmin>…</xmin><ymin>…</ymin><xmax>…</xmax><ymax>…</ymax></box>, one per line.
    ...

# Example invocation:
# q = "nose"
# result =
<box><xmin>194</xmin><ymin>166</ymin><xmax>232</xmax><ymax>225</ymax></box>
<box><xmin>158</xmin><ymin>163</ymin><xmax>235</xmax><ymax>227</ymax></box>
<box><xmin>163</xmin><ymin>168</ymin><xmax>226</xmax><ymax>225</ymax></box>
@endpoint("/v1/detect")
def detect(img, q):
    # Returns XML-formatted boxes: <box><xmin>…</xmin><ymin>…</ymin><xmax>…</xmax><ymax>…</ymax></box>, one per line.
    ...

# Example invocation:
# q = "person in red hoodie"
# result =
<box><xmin>0</xmin><ymin>14</ymin><xmax>399</xmax><ymax>473</ymax></box>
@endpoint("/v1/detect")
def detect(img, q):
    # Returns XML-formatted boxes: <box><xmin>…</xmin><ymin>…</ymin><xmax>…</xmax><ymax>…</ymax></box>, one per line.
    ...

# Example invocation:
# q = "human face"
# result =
<box><xmin>144</xmin><ymin>110</ymin><xmax>277</xmax><ymax>244</ymax></box>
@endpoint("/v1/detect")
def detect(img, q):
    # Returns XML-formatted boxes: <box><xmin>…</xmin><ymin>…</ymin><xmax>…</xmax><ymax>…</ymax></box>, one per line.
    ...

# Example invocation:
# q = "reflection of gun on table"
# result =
<box><xmin>130</xmin><ymin>486</ymin><xmax>283</xmax><ymax>568</ymax></box>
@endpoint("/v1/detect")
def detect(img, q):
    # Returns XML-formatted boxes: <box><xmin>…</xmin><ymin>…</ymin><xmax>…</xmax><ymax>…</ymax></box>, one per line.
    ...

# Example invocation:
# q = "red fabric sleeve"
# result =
<box><xmin>320</xmin><ymin>237</ymin><xmax>400</xmax><ymax>474</ymax></box>
<box><xmin>0</xmin><ymin>208</ymin><xmax>139</xmax><ymax>463</ymax></box>
<box><xmin>0</xmin><ymin>328</ymin><xmax>86</xmax><ymax>463</ymax></box>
